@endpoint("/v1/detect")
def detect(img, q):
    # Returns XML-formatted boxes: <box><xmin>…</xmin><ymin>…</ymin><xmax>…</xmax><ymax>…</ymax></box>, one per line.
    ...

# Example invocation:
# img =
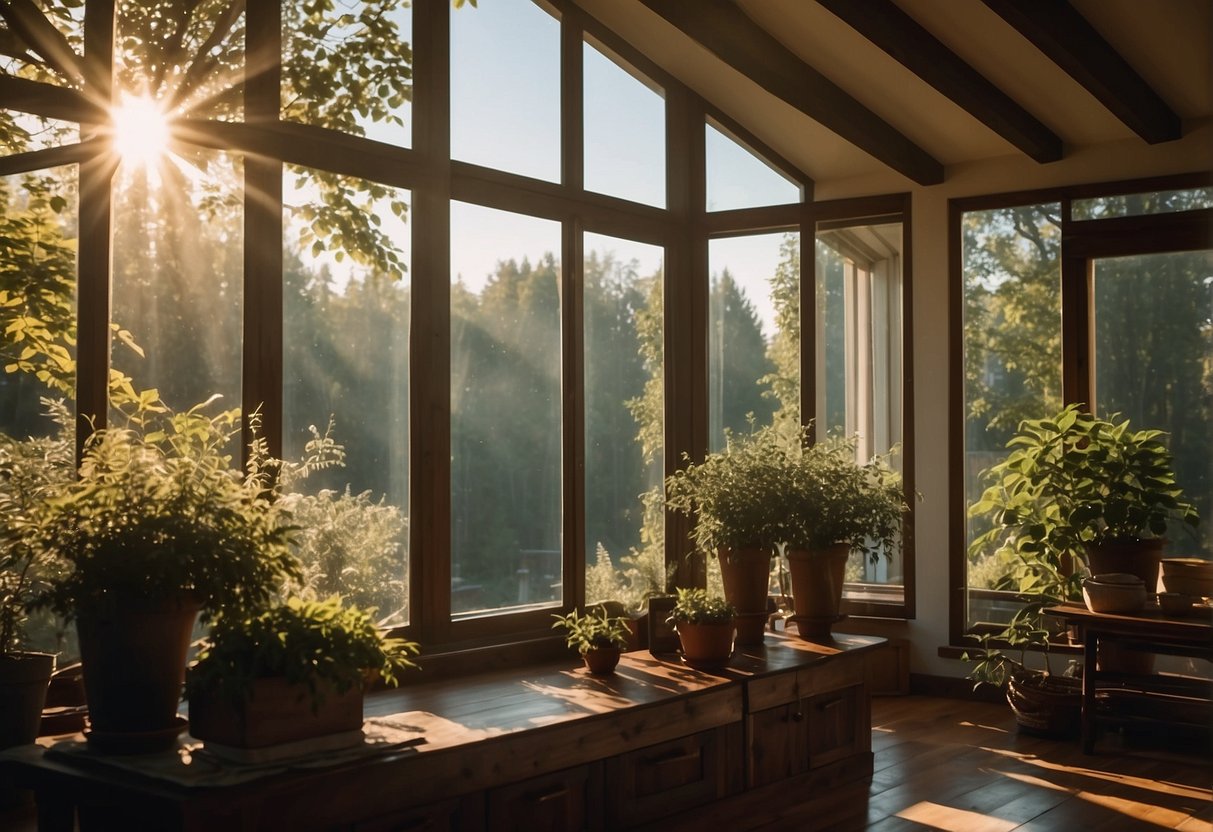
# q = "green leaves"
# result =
<box><xmin>551</xmin><ymin>607</ymin><xmax>631</xmax><ymax>655</ymax></box>
<box><xmin>186</xmin><ymin>595</ymin><xmax>420</xmax><ymax>710</ymax></box>
<box><xmin>663</xmin><ymin>422</ymin><xmax>907</xmax><ymax>561</ymax></box>
<box><xmin>668</xmin><ymin>587</ymin><xmax>735</xmax><ymax>625</ymax></box>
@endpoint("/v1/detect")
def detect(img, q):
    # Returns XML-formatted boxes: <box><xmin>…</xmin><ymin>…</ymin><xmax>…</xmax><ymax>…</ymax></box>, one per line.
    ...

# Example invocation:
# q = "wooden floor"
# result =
<box><xmin>1</xmin><ymin>695</ymin><xmax>1209</xmax><ymax>831</ymax></box>
<box><xmin>788</xmin><ymin>695</ymin><xmax>1212</xmax><ymax>832</ymax></box>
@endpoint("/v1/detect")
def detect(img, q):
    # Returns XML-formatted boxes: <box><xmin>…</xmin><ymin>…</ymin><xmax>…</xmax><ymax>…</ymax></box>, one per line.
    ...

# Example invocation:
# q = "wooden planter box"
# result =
<box><xmin>189</xmin><ymin>677</ymin><xmax>364</xmax><ymax>756</ymax></box>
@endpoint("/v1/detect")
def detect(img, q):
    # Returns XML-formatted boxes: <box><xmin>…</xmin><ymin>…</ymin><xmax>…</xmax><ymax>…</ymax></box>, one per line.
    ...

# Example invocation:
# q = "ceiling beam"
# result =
<box><xmin>636</xmin><ymin>0</ymin><xmax>944</xmax><ymax>185</ymax></box>
<box><xmin>816</xmin><ymin>0</ymin><xmax>1062</xmax><ymax>164</ymax></box>
<box><xmin>982</xmin><ymin>0</ymin><xmax>1181</xmax><ymax>144</ymax></box>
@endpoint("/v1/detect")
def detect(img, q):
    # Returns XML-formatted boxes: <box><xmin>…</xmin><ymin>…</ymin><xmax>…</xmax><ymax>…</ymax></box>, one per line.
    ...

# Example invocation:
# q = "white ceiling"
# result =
<box><xmin>574</xmin><ymin>0</ymin><xmax>1213</xmax><ymax>190</ymax></box>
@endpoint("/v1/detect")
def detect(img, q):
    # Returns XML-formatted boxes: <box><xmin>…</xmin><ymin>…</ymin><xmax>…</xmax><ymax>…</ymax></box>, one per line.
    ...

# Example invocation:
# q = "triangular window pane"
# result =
<box><xmin>584</xmin><ymin>40</ymin><xmax>666</xmax><ymax>208</ymax></box>
<box><xmin>706</xmin><ymin>122</ymin><xmax>800</xmax><ymax>211</ymax></box>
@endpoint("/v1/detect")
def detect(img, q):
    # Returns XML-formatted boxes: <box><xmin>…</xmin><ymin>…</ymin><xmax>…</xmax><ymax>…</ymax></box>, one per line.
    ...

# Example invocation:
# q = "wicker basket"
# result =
<box><xmin>1006</xmin><ymin>672</ymin><xmax>1082</xmax><ymax>737</ymax></box>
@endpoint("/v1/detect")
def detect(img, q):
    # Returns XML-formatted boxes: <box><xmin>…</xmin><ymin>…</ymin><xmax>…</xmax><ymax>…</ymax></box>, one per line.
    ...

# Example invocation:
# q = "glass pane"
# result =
<box><xmin>451</xmin><ymin>0</ymin><xmax>560</xmax><ymax>181</ymax></box>
<box><xmin>1072</xmin><ymin>187</ymin><xmax>1213</xmax><ymax>221</ymax></box>
<box><xmin>707</xmin><ymin>233</ymin><xmax>800</xmax><ymax>453</ymax></box>
<box><xmin>451</xmin><ymin>202</ymin><xmax>562</xmax><ymax>616</ymax></box>
<box><xmin>0</xmin><ymin>4</ymin><xmax>84</xmax><ymax>87</ymax></box>
<box><xmin>816</xmin><ymin>222</ymin><xmax>905</xmax><ymax>597</ymax></box>
<box><xmin>961</xmin><ymin>204</ymin><xmax>1062</xmax><ymax>628</ymax></box>
<box><xmin>0</xmin><ymin>111</ymin><xmax>79</xmax><ymax>155</ymax></box>
<box><xmin>583</xmin><ymin>233</ymin><xmax>664</xmax><ymax>608</ymax></box>
<box><xmin>0</xmin><ymin>167</ymin><xmax>78</xmax><ymax>657</ymax></box>
<box><xmin>282</xmin><ymin>1</ymin><xmax>412</xmax><ymax>146</ymax></box>
<box><xmin>1092</xmin><ymin>250</ymin><xmax>1213</xmax><ymax>557</ymax></box>
<box><xmin>110</xmin><ymin>149</ymin><xmax>243</xmax><ymax>417</ymax></box>
<box><xmin>583</xmin><ymin>41</ymin><xmax>665</xmax><ymax>208</ymax></box>
<box><xmin>706</xmin><ymin>123</ymin><xmax>800</xmax><ymax>212</ymax></box>
<box><xmin>283</xmin><ymin>167</ymin><xmax>412</xmax><ymax>627</ymax></box>
<box><xmin>116</xmin><ymin>2</ymin><xmax>245</xmax><ymax>122</ymax></box>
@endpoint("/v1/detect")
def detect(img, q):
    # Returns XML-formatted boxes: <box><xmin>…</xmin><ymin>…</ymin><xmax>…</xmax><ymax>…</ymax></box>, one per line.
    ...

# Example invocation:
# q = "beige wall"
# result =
<box><xmin>815</xmin><ymin>119</ymin><xmax>1213</xmax><ymax>679</ymax></box>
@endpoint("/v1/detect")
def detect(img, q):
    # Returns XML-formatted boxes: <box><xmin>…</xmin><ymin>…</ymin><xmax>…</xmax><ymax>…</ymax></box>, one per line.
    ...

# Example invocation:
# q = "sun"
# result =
<box><xmin>110</xmin><ymin>94</ymin><xmax>170</xmax><ymax>168</ymax></box>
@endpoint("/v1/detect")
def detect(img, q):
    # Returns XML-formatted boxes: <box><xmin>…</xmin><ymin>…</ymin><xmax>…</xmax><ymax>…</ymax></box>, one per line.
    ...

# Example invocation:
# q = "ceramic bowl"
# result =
<box><xmin>1160</xmin><ymin>558</ymin><xmax>1213</xmax><ymax>599</ymax></box>
<box><xmin>1082</xmin><ymin>574</ymin><xmax>1146</xmax><ymax>613</ymax></box>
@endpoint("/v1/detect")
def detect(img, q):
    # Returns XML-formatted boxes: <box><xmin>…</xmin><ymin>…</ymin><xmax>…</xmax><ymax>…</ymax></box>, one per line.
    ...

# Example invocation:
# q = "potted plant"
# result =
<box><xmin>970</xmin><ymin>405</ymin><xmax>1199</xmax><ymax>591</ymax></box>
<box><xmin>185</xmin><ymin>595</ymin><xmax>418</xmax><ymax>754</ymax></box>
<box><xmin>22</xmin><ymin>400</ymin><xmax>300</xmax><ymax>752</ymax></box>
<box><xmin>551</xmin><ymin>607</ymin><xmax>631</xmax><ymax>675</ymax></box>
<box><xmin>782</xmin><ymin>433</ymin><xmax>906</xmax><ymax>639</ymax></box>
<box><xmin>664</xmin><ymin>424</ymin><xmax>792</xmax><ymax>645</ymax></box>
<box><xmin>0</xmin><ymin>411</ymin><xmax>72</xmax><ymax>749</ymax></box>
<box><xmin>666</xmin><ymin>588</ymin><xmax>735</xmax><ymax>670</ymax></box>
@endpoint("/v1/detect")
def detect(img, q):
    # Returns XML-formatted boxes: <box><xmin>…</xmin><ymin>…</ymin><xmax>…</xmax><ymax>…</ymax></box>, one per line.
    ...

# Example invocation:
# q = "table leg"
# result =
<box><xmin>1082</xmin><ymin>633</ymin><xmax>1098</xmax><ymax>754</ymax></box>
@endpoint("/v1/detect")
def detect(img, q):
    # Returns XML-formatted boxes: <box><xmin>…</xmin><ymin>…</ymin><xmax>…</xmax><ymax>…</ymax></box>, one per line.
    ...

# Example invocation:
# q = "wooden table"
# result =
<box><xmin>0</xmin><ymin>631</ymin><xmax>884</xmax><ymax>831</ymax></box>
<box><xmin>1045</xmin><ymin>603</ymin><xmax>1213</xmax><ymax>754</ymax></box>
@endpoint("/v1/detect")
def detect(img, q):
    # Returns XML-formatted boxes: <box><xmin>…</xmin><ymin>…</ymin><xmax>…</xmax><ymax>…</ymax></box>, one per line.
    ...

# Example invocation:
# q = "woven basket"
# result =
<box><xmin>1006</xmin><ymin>672</ymin><xmax>1082</xmax><ymax>737</ymax></box>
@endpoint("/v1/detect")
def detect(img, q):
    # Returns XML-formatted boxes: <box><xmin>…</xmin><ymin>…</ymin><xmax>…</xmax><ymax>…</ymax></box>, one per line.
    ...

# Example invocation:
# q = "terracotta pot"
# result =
<box><xmin>718</xmin><ymin>546</ymin><xmax>773</xmax><ymax>645</ymax></box>
<box><xmin>675</xmin><ymin>621</ymin><xmax>734</xmax><ymax>670</ymax></box>
<box><xmin>1086</xmin><ymin>538</ymin><xmax>1165</xmax><ymax>592</ymax></box>
<box><xmin>76</xmin><ymin>594</ymin><xmax>200</xmax><ymax>742</ymax></box>
<box><xmin>0</xmin><ymin>652</ymin><xmax>54</xmax><ymax>749</ymax></box>
<box><xmin>582</xmin><ymin>646</ymin><xmax>621</xmax><ymax>675</ymax></box>
<box><xmin>189</xmin><ymin>676</ymin><xmax>364</xmax><ymax>749</ymax></box>
<box><xmin>785</xmin><ymin>543</ymin><xmax>850</xmax><ymax>639</ymax></box>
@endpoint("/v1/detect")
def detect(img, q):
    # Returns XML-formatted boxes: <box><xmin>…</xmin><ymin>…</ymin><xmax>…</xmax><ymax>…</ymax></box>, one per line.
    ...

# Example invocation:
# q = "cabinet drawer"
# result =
<box><xmin>353</xmin><ymin>794</ymin><xmax>484</xmax><ymax>832</ymax></box>
<box><xmin>606</xmin><ymin>724</ymin><xmax>742</xmax><ymax>828</ymax></box>
<box><xmin>805</xmin><ymin>684</ymin><xmax>864</xmax><ymax>768</ymax></box>
<box><xmin>486</xmin><ymin>763</ymin><xmax>602</xmax><ymax>832</ymax></box>
<box><xmin>748</xmin><ymin>682</ymin><xmax>869</xmax><ymax>785</ymax></box>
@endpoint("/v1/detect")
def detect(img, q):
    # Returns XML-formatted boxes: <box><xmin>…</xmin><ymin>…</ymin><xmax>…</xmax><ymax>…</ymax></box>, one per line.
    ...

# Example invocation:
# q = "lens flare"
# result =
<box><xmin>111</xmin><ymin>95</ymin><xmax>170</xmax><ymax>167</ymax></box>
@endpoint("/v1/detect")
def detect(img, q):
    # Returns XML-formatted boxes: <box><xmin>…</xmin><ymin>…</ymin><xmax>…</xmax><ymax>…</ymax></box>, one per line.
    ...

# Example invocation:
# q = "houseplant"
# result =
<box><xmin>23</xmin><ymin>399</ymin><xmax>300</xmax><ymax>751</ymax></box>
<box><xmin>666</xmin><ymin>588</ymin><xmax>736</xmax><ymax>670</ymax></box>
<box><xmin>186</xmin><ymin>595</ymin><xmax>419</xmax><ymax>752</ymax></box>
<box><xmin>969</xmin><ymin>404</ymin><xmax>1199</xmax><ymax>591</ymax></box>
<box><xmin>664</xmin><ymin>424</ymin><xmax>792</xmax><ymax>644</ymax></box>
<box><xmin>551</xmin><ymin>607</ymin><xmax>631</xmax><ymax>675</ymax></box>
<box><xmin>0</xmin><ymin>409</ymin><xmax>72</xmax><ymax>748</ymax></box>
<box><xmin>961</xmin><ymin>405</ymin><xmax>1201</xmax><ymax>733</ymax></box>
<box><xmin>781</xmin><ymin>434</ymin><xmax>906</xmax><ymax>639</ymax></box>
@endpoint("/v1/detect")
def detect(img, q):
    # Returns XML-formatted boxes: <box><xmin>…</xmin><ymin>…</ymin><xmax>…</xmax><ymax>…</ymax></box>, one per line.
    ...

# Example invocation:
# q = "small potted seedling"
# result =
<box><xmin>551</xmin><ymin>608</ymin><xmax>631</xmax><ymax>675</ymax></box>
<box><xmin>667</xmin><ymin>588</ymin><xmax>736</xmax><ymax>670</ymax></box>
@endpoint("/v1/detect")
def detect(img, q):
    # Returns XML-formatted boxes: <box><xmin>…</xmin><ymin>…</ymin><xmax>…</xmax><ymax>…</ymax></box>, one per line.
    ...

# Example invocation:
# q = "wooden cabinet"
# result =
<box><xmin>354</xmin><ymin>794</ymin><xmax>485</xmax><ymax>832</ymax></box>
<box><xmin>487</xmin><ymin>763</ymin><xmax>603</xmax><ymax>832</ymax></box>
<box><xmin>746</xmin><ymin>651</ymin><xmax>870</xmax><ymax>788</ymax></box>
<box><xmin>605</xmin><ymin>724</ymin><xmax>743</xmax><ymax>828</ymax></box>
<box><xmin>7</xmin><ymin>633</ymin><xmax>882</xmax><ymax>832</ymax></box>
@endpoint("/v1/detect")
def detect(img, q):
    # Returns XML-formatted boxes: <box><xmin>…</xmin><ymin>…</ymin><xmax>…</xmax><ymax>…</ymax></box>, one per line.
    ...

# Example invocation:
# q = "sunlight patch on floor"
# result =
<box><xmin>1076</xmin><ymin>790</ymin><xmax>1200</xmax><ymax>828</ymax></box>
<box><xmin>981</xmin><ymin>746</ymin><xmax>1212</xmax><ymax>802</ymax></box>
<box><xmin>959</xmin><ymin>720</ymin><xmax>1009</xmax><ymax>734</ymax></box>
<box><xmin>896</xmin><ymin>801</ymin><xmax>1018</xmax><ymax>832</ymax></box>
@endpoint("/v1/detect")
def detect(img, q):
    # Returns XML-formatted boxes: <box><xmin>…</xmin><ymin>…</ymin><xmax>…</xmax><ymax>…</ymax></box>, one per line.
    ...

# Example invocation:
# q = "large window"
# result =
<box><xmin>0</xmin><ymin>1</ymin><xmax>917</xmax><ymax>661</ymax></box>
<box><xmin>953</xmin><ymin>177</ymin><xmax>1213</xmax><ymax>640</ymax></box>
<box><xmin>815</xmin><ymin>203</ymin><xmax>911</xmax><ymax>615</ymax></box>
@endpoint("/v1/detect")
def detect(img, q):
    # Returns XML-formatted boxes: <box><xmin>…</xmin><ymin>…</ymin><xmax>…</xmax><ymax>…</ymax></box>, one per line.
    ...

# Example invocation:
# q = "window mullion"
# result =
<box><xmin>75</xmin><ymin>0</ymin><xmax>117</xmax><ymax>464</ymax></box>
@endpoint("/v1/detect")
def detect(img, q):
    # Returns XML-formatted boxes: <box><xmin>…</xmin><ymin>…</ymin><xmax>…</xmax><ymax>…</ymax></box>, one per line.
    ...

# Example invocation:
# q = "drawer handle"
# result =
<box><xmin>645</xmin><ymin>748</ymin><xmax>701</xmax><ymax>767</ymax></box>
<box><xmin>791</xmin><ymin>711</ymin><xmax>804</xmax><ymax>723</ymax></box>
<box><xmin>529</xmin><ymin>786</ymin><xmax>570</xmax><ymax>805</ymax></box>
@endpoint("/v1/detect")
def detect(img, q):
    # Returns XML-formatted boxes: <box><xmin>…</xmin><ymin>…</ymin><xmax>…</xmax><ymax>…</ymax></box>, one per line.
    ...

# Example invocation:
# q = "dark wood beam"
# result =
<box><xmin>983</xmin><ymin>0</ymin><xmax>1181</xmax><ymax>144</ymax></box>
<box><xmin>636</xmin><ymin>0</ymin><xmax>944</xmax><ymax>185</ymax></box>
<box><xmin>816</xmin><ymin>0</ymin><xmax>1062</xmax><ymax>163</ymax></box>
<box><xmin>0</xmin><ymin>73</ymin><xmax>101</xmax><ymax>122</ymax></box>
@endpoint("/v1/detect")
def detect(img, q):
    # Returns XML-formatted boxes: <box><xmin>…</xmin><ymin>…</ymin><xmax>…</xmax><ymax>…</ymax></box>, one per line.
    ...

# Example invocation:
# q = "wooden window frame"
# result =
<box><xmin>948</xmin><ymin>172</ymin><xmax>1213</xmax><ymax>646</ymax></box>
<box><xmin>1</xmin><ymin>0</ymin><xmax>921</xmax><ymax>667</ymax></box>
